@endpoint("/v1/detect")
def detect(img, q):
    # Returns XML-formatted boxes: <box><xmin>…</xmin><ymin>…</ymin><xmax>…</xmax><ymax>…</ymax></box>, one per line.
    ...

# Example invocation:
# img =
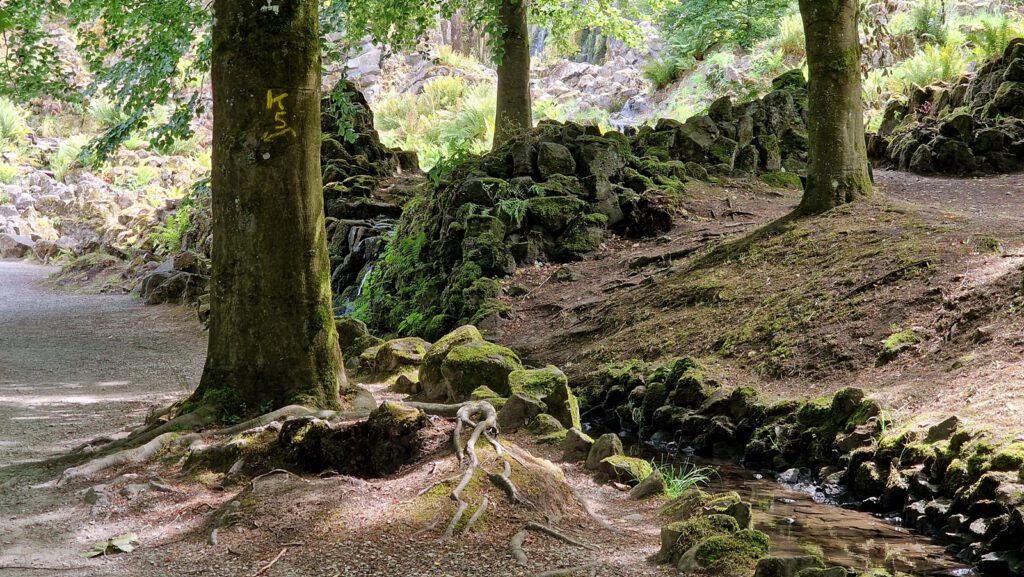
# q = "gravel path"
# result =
<box><xmin>0</xmin><ymin>260</ymin><xmax>207</xmax><ymax>575</ymax></box>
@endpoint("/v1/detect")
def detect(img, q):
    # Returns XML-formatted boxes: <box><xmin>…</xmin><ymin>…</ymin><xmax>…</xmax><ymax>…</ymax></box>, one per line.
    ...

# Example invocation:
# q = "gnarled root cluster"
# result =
<box><xmin>56</xmin><ymin>404</ymin><xmax>369</xmax><ymax>486</ymax></box>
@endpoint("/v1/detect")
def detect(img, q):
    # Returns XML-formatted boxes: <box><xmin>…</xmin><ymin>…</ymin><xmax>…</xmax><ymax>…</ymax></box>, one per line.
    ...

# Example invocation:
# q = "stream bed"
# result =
<box><xmin>702</xmin><ymin>459</ymin><xmax>971</xmax><ymax>577</ymax></box>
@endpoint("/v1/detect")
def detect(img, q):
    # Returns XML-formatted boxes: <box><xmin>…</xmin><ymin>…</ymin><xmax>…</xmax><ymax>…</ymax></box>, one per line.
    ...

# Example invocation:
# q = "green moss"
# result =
<box><xmin>990</xmin><ymin>442</ymin><xmax>1024</xmax><ymax>471</ymax></box>
<box><xmin>527</xmin><ymin>413</ymin><xmax>566</xmax><ymax>435</ymax></box>
<box><xmin>943</xmin><ymin>458</ymin><xmax>970</xmax><ymax>493</ymax></box>
<box><xmin>693</xmin><ymin>529</ymin><xmax>771</xmax><ymax>575</ymax></box>
<box><xmin>761</xmin><ymin>171</ymin><xmax>803</xmax><ymax>189</ymax></box>
<box><xmin>882</xmin><ymin>330</ymin><xmax>923</xmax><ymax>353</ymax></box>
<box><xmin>535</xmin><ymin>429</ymin><xmax>570</xmax><ymax>445</ymax></box>
<box><xmin>600</xmin><ymin>455</ymin><xmax>655</xmax><ymax>483</ymax></box>
<box><xmin>672</xmin><ymin>515</ymin><xmax>740</xmax><ymax>555</ymax></box>
<box><xmin>796</xmin><ymin>396</ymin><xmax>832</xmax><ymax>427</ymax></box>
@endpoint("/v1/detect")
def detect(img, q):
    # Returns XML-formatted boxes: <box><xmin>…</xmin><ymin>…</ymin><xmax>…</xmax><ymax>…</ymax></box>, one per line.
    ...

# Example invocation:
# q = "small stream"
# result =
<box><xmin>705</xmin><ymin>460</ymin><xmax>972</xmax><ymax>577</ymax></box>
<box><xmin>624</xmin><ymin>440</ymin><xmax>973</xmax><ymax>577</ymax></box>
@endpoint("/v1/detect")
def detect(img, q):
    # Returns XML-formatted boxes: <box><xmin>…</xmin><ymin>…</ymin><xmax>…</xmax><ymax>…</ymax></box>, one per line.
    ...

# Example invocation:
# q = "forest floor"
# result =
<box><xmin>1</xmin><ymin>171</ymin><xmax>1023</xmax><ymax>576</ymax></box>
<box><xmin>503</xmin><ymin>170</ymin><xmax>1024</xmax><ymax>439</ymax></box>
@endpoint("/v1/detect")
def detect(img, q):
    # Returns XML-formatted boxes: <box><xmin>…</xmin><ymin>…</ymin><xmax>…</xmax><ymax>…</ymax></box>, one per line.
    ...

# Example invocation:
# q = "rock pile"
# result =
<box><xmin>631</xmin><ymin>69</ymin><xmax>811</xmax><ymax>178</ymax></box>
<box><xmin>586</xmin><ymin>357</ymin><xmax>1024</xmax><ymax>576</ymax></box>
<box><xmin>0</xmin><ymin>158</ymin><xmax>196</xmax><ymax>263</ymax></box>
<box><xmin>870</xmin><ymin>38</ymin><xmax>1024</xmax><ymax>175</ymax></box>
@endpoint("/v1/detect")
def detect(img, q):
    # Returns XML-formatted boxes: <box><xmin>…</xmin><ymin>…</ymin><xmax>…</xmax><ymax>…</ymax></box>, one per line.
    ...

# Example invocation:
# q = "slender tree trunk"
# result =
<box><xmin>796</xmin><ymin>0</ymin><xmax>872</xmax><ymax>214</ymax></box>
<box><xmin>190</xmin><ymin>0</ymin><xmax>353</xmax><ymax>414</ymax></box>
<box><xmin>492</xmin><ymin>0</ymin><xmax>532</xmax><ymax>149</ymax></box>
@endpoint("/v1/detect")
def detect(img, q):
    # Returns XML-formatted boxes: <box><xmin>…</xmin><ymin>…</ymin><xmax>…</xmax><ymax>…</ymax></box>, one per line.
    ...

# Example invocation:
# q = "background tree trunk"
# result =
<box><xmin>796</xmin><ymin>0</ymin><xmax>872</xmax><ymax>214</ymax></box>
<box><xmin>190</xmin><ymin>0</ymin><xmax>351</xmax><ymax>414</ymax></box>
<box><xmin>492</xmin><ymin>0</ymin><xmax>532</xmax><ymax>149</ymax></box>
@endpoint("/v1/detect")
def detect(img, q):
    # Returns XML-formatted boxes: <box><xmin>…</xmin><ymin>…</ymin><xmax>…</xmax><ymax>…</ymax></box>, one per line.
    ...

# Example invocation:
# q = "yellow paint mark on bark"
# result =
<box><xmin>262</xmin><ymin>89</ymin><xmax>297</xmax><ymax>142</ymax></box>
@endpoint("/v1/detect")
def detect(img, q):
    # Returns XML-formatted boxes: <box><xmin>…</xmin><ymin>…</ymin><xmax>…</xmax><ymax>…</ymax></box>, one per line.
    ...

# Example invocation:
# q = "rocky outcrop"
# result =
<box><xmin>585</xmin><ymin>355</ymin><xmax>1024</xmax><ymax>576</ymax></box>
<box><xmin>870</xmin><ymin>38</ymin><xmax>1024</xmax><ymax>175</ymax></box>
<box><xmin>356</xmin><ymin>70</ymin><xmax>808</xmax><ymax>340</ymax></box>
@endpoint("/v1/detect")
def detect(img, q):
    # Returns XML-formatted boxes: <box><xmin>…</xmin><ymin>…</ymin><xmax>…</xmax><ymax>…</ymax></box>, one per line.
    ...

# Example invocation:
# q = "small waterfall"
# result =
<box><xmin>355</xmin><ymin>264</ymin><xmax>373</xmax><ymax>297</ymax></box>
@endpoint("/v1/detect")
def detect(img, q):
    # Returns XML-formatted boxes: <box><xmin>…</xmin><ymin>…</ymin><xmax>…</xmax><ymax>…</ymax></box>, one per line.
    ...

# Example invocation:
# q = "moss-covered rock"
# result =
<box><xmin>586</xmin><ymin>433</ymin><xmax>624</xmax><ymax>470</ymax></box>
<box><xmin>683</xmin><ymin>528</ymin><xmax>771</xmax><ymax>575</ymax></box>
<box><xmin>991</xmin><ymin>442</ymin><xmax>1024</xmax><ymax>471</ymax></box>
<box><xmin>653</xmin><ymin>514</ymin><xmax>741</xmax><ymax>565</ymax></box>
<box><xmin>374</xmin><ymin>337</ymin><xmax>430</xmax><ymax>372</ymax></box>
<box><xmin>496</xmin><ymin>392</ymin><xmax>546</xmax><ymax>433</ymax></box>
<box><xmin>754</xmin><ymin>556</ymin><xmax>825</xmax><ymax>577</ymax></box>
<box><xmin>527</xmin><ymin>196</ymin><xmax>589</xmax><ymax>234</ymax></box>
<box><xmin>526</xmin><ymin>413</ymin><xmax>566</xmax><ymax>436</ymax></box>
<box><xmin>561</xmin><ymin>427</ymin><xmax>595</xmax><ymax>462</ymax></box>
<box><xmin>599</xmin><ymin>455</ymin><xmax>654</xmax><ymax>484</ymax></box>
<box><xmin>440</xmin><ymin>340</ymin><xmax>523</xmax><ymax>401</ymax></box>
<box><xmin>416</xmin><ymin>326</ymin><xmax>484</xmax><ymax>401</ymax></box>
<box><xmin>509</xmin><ymin>365</ymin><xmax>580</xmax><ymax>430</ymax></box>
<box><xmin>630</xmin><ymin>467</ymin><xmax>667</xmax><ymax>499</ymax></box>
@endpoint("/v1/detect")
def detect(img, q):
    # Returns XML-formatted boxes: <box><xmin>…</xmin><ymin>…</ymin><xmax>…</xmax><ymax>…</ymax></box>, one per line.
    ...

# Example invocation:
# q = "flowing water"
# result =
<box><xmin>704</xmin><ymin>460</ymin><xmax>972</xmax><ymax>577</ymax></box>
<box><xmin>623</xmin><ymin>437</ymin><xmax>973</xmax><ymax>577</ymax></box>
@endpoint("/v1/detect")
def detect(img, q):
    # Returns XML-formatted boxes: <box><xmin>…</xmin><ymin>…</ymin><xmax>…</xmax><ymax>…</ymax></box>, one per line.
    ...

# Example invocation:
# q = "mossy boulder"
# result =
<box><xmin>527</xmin><ymin>196</ymin><xmax>588</xmax><ymax>234</ymax></box>
<box><xmin>509</xmin><ymin>365</ymin><xmax>580</xmax><ymax>429</ymax></box>
<box><xmin>599</xmin><ymin>455</ymin><xmax>654</xmax><ymax>484</ymax></box>
<box><xmin>585</xmin><ymin>433</ymin><xmax>624</xmax><ymax>470</ymax></box>
<box><xmin>561</xmin><ymin>427</ymin><xmax>595</xmax><ymax>462</ymax></box>
<box><xmin>991</xmin><ymin>442</ymin><xmax>1024</xmax><ymax>471</ymax></box>
<box><xmin>754</xmin><ymin>556</ymin><xmax>825</xmax><ymax>577</ymax></box>
<box><xmin>440</xmin><ymin>340</ymin><xmax>523</xmax><ymax>401</ymax></box>
<box><xmin>630</xmin><ymin>468</ymin><xmax>667</xmax><ymax>499</ymax></box>
<box><xmin>526</xmin><ymin>413</ymin><xmax>566</xmax><ymax>436</ymax></box>
<box><xmin>680</xmin><ymin>528</ymin><xmax>771</xmax><ymax>576</ymax></box>
<box><xmin>496</xmin><ymin>393</ymin><xmax>546</xmax><ymax>432</ymax></box>
<box><xmin>336</xmin><ymin>316</ymin><xmax>383</xmax><ymax>360</ymax></box>
<box><xmin>537</xmin><ymin>141</ymin><xmax>576</xmax><ymax>178</ymax></box>
<box><xmin>772</xmin><ymin>69</ymin><xmax>807</xmax><ymax>91</ymax></box>
<box><xmin>796</xmin><ymin>568</ymin><xmax>847</xmax><ymax>577</ymax></box>
<box><xmin>374</xmin><ymin>337</ymin><xmax>431</xmax><ymax>373</ymax></box>
<box><xmin>390</xmin><ymin>371</ymin><xmax>421</xmax><ymax>395</ymax></box>
<box><xmin>336</xmin><ymin>316</ymin><xmax>369</xmax><ymax>350</ymax></box>
<box><xmin>654</xmin><ymin>514</ymin><xmax>741</xmax><ymax>565</ymax></box>
<box><xmin>470</xmin><ymin>386</ymin><xmax>502</xmax><ymax>401</ymax></box>
<box><xmin>417</xmin><ymin>325</ymin><xmax>484</xmax><ymax>401</ymax></box>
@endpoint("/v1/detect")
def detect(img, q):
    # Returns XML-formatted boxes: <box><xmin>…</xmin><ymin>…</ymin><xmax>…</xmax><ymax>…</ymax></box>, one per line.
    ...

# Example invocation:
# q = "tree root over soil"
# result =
<box><xmin>510</xmin><ymin>523</ymin><xmax>598</xmax><ymax>566</ymax></box>
<box><xmin>55</xmin><ymin>403</ymin><xmax>370</xmax><ymax>486</ymax></box>
<box><xmin>410</xmin><ymin>401</ymin><xmax>522</xmax><ymax>539</ymax></box>
<box><xmin>409</xmin><ymin>400</ymin><xmax>597</xmax><ymax>571</ymax></box>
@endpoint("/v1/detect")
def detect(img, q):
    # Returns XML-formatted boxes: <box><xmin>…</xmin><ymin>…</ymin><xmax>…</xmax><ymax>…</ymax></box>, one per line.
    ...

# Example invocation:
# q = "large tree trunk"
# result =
<box><xmin>492</xmin><ymin>0</ymin><xmax>532</xmax><ymax>149</ymax></box>
<box><xmin>190</xmin><ymin>0</ymin><xmax>349</xmax><ymax>414</ymax></box>
<box><xmin>796</xmin><ymin>0</ymin><xmax>872</xmax><ymax>214</ymax></box>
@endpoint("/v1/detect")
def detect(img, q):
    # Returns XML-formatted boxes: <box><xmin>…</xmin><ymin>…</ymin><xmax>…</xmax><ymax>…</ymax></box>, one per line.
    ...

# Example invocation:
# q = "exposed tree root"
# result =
<box><xmin>511</xmin><ymin>529</ymin><xmax>529</xmax><ymax>565</ymax></box>
<box><xmin>568</xmin><ymin>485</ymin><xmax>615</xmax><ymax>531</ymax></box>
<box><xmin>252</xmin><ymin>548</ymin><xmax>288</xmax><ymax>577</ymax></box>
<box><xmin>57</xmin><ymin>431</ymin><xmax>200</xmax><ymax>486</ymax></box>
<box><xmin>249</xmin><ymin>468</ymin><xmax>306</xmax><ymax>492</ymax></box>
<box><xmin>511</xmin><ymin>522</ymin><xmax>597</xmax><ymax>566</ymax></box>
<box><xmin>54</xmin><ymin>403</ymin><xmax>371</xmax><ymax>486</ymax></box>
<box><xmin>461</xmin><ymin>496</ymin><xmax>490</xmax><ymax>535</ymax></box>
<box><xmin>524</xmin><ymin>522</ymin><xmax>596</xmax><ymax>550</ymax></box>
<box><xmin>406</xmin><ymin>400</ymin><xmax>524</xmax><ymax>539</ymax></box>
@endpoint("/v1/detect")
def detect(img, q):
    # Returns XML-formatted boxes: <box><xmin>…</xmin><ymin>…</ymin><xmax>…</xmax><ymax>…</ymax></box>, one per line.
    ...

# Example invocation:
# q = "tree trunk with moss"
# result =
<box><xmin>492</xmin><ymin>0</ymin><xmax>532</xmax><ymax>149</ymax></box>
<box><xmin>190</xmin><ymin>0</ymin><xmax>350</xmax><ymax>414</ymax></box>
<box><xmin>796</xmin><ymin>0</ymin><xmax>872</xmax><ymax>214</ymax></box>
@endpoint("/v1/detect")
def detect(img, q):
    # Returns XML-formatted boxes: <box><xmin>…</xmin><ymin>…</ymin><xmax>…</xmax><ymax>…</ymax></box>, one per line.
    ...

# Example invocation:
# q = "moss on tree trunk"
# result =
<box><xmin>492</xmin><ymin>0</ymin><xmax>532</xmax><ymax>149</ymax></box>
<box><xmin>190</xmin><ymin>0</ymin><xmax>349</xmax><ymax>414</ymax></box>
<box><xmin>796</xmin><ymin>0</ymin><xmax>872</xmax><ymax>214</ymax></box>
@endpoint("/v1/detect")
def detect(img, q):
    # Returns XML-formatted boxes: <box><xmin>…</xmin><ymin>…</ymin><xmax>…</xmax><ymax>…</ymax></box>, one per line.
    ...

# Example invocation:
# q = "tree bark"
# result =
<box><xmin>190</xmin><ymin>0</ymin><xmax>349</xmax><ymax>414</ymax></box>
<box><xmin>796</xmin><ymin>0</ymin><xmax>872</xmax><ymax>214</ymax></box>
<box><xmin>492</xmin><ymin>0</ymin><xmax>532</xmax><ymax>149</ymax></box>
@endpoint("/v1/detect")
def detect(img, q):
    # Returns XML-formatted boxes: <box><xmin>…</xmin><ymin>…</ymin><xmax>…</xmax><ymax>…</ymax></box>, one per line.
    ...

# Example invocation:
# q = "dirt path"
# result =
<box><xmin>0</xmin><ymin>260</ymin><xmax>207</xmax><ymax>575</ymax></box>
